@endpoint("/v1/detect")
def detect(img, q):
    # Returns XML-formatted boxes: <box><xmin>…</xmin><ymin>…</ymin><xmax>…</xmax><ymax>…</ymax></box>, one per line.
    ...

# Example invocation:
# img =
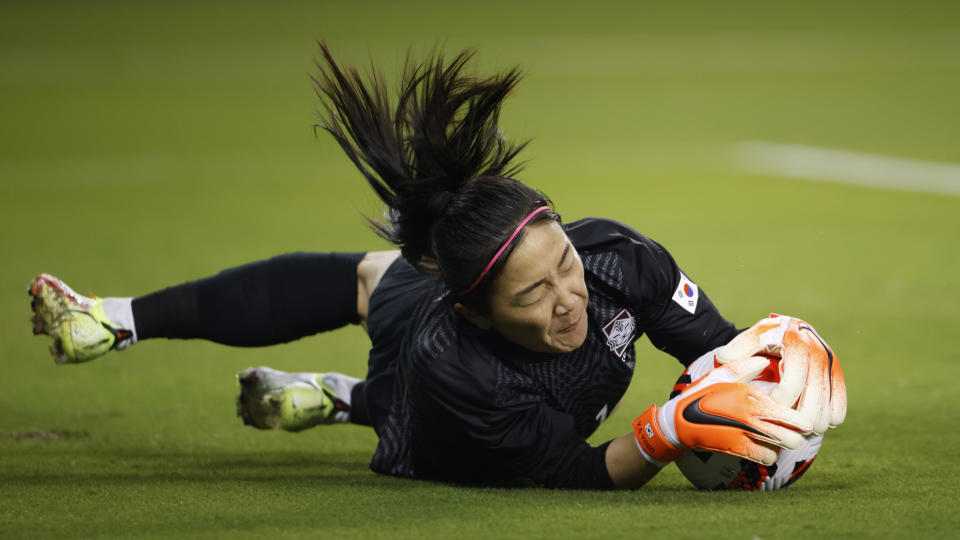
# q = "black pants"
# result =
<box><xmin>130</xmin><ymin>251</ymin><xmax>381</xmax><ymax>424</ymax></box>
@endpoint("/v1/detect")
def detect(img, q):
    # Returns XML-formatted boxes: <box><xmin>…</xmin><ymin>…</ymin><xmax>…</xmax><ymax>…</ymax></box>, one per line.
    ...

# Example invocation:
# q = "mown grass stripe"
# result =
<box><xmin>736</xmin><ymin>141</ymin><xmax>960</xmax><ymax>196</ymax></box>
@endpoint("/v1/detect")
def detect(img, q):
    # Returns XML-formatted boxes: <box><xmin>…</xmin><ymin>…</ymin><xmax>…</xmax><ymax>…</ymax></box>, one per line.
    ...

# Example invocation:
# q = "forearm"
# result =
<box><xmin>605</xmin><ymin>432</ymin><xmax>662</xmax><ymax>489</ymax></box>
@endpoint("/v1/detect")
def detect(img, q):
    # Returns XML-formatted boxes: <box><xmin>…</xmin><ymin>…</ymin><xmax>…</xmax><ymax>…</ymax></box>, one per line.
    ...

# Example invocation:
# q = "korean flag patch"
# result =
<box><xmin>672</xmin><ymin>272</ymin><xmax>699</xmax><ymax>315</ymax></box>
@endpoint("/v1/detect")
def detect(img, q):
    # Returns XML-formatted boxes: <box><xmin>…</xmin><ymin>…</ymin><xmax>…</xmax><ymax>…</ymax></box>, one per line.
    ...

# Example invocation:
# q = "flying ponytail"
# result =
<box><xmin>313</xmin><ymin>42</ymin><xmax>557</xmax><ymax>307</ymax></box>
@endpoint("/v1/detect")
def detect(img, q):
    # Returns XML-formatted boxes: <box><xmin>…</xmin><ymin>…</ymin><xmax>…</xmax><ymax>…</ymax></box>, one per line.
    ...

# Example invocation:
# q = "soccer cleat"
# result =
<box><xmin>236</xmin><ymin>367</ymin><xmax>359</xmax><ymax>431</ymax></box>
<box><xmin>29</xmin><ymin>273</ymin><xmax>134</xmax><ymax>364</ymax></box>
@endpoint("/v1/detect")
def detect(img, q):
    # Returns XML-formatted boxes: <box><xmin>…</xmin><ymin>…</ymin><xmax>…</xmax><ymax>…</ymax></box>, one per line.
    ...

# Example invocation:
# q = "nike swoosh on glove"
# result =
<box><xmin>633</xmin><ymin>354</ymin><xmax>813</xmax><ymax>467</ymax></box>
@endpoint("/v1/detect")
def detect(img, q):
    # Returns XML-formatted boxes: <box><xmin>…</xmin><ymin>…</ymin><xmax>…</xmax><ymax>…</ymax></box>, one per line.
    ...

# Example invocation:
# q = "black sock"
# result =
<box><xmin>349</xmin><ymin>382</ymin><xmax>371</xmax><ymax>426</ymax></box>
<box><xmin>132</xmin><ymin>252</ymin><xmax>366</xmax><ymax>346</ymax></box>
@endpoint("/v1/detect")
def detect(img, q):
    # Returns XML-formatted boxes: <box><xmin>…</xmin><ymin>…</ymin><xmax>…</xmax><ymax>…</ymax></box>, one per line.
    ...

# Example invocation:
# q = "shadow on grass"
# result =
<box><xmin>3</xmin><ymin>440</ymin><xmax>851</xmax><ymax>494</ymax></box>
<box><xmin>3</xmin><ymin>448</ymin><xmax>390</xmax><ymax>486</ymax></box>
<box><xmin>1</xmin><ymin>445</ymin><xmax>708</xmax><ymax>495</ymax></box>
<box><xmin>2</xmin><ymin>445</ymin><xmax>850</xmax><ymax>540</ymax></box>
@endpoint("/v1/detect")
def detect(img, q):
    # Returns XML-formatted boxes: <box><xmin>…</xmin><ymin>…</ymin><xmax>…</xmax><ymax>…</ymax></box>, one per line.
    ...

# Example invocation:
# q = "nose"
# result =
<box><xmin>554</xmin><ymin>284</ymin><xmax>579</xmax><ymax>317</ymax></box>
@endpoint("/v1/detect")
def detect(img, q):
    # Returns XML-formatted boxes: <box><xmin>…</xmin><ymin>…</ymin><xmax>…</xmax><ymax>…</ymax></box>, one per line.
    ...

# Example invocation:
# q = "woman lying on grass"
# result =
<box><xmin>29</xmin><ymin>43</ymin><xmax>845</xmax><ymax>489</ymax></box>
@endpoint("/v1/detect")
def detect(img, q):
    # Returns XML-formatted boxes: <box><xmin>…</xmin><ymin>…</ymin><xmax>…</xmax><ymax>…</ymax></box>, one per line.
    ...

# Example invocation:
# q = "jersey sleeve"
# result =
<box><xmin>568</xmin><ymin>218</ymin><xmax>738</xmax><ymax>365</ymax></box>
<box><xmin>460</xmin><ymin>401</ymin><xmax>614</xmax><ymax>489</ymax></box>
<box><xmin>410</xmin><ymin>343</ymin><xmax>615</xmax><ymax>490</ymax></box>
<box><xmin>632</xmin><ymin>236</ymin><xmax>737</xmax><ymax>365</ymax></box>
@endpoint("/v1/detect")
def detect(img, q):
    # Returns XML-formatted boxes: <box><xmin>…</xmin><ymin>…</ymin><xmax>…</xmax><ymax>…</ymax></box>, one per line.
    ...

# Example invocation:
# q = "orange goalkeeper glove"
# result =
<box><xmin>716</xmin><ymin>314</ymin><xmax>847</xmax><ymax>435</ymax></box>
<box><xmin>633</xmin><ymin>354</ymin><xmax>812</xmax><ymax>467</ymax></box>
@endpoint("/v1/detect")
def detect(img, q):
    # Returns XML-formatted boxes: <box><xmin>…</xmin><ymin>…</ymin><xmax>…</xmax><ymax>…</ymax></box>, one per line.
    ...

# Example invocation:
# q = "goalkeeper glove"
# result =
<box><xmin>716</xmin><ymin>314</ymin><xmax>847</xmax><ymax>435</ymax></box>
<box><xmin>633</xmin><ymin>353</ymin><xmax>812</xmax><ymax>467</ymax></box>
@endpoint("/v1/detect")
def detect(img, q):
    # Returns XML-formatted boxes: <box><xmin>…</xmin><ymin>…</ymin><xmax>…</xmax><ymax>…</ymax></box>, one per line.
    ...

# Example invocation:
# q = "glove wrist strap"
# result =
<box><xmin>633</xmin><ymin>405</ymin><xmax>684</xmax><ymax>466</ymax></box>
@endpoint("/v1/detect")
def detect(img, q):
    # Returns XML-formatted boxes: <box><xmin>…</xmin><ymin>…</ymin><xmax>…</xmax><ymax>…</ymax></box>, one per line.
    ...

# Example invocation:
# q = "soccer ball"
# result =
<box><xmin>672</xmin><ymin>353</ymin><xmax>823</xmax><ymax>491</ymax></box>
<box><xmin>676</xmin><ymin>430</ymin><xmax>822</xmax><ymax>491</ymax></box>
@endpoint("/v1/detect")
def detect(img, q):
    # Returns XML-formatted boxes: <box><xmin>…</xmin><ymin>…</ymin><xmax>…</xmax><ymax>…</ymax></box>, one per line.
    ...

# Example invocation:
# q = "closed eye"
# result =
<box><xmin>519</xmin><ymin>295</ymin><xmax>544</xmax><ymax>307</ymax></box>
<box><xmin>512</xmin><ymin>244</ymin><xmax>574</xmax><ymax>304</ymax></box>
<box><xmin>560</xmin><ymin>246</ymin><xmax>577</xmax><ymax>273</ymax></box>
<box><xmin>557</xmin><ymin>245</ymin><xmax>570</xmax><ymax>270</ymax></box>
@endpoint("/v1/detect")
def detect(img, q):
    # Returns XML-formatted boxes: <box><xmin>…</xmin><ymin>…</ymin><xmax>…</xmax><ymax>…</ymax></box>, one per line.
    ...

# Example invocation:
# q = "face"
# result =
<box><xmin>466</xmin><ymin>220</ymin><xmax>590</xmax><ymax>354</ymax></box>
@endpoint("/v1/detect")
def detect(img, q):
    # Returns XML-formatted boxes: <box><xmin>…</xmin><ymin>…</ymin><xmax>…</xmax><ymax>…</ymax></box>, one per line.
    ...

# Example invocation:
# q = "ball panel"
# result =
<box><xmin>672</xmin><ymin>352</ymin><xmax>823</xmax><ymax>491</ymax></box>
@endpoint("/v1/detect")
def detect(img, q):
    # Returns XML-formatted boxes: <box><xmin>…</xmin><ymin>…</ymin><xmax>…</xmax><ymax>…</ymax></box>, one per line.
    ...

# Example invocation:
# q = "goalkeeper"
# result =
<box><xmin>29</xmin><ymin>44</ymin><xmax>844</xmax><ymax>489</ymax></box>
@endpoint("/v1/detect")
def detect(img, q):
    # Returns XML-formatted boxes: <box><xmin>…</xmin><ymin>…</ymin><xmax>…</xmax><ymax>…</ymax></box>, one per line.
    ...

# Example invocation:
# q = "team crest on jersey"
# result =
<box><xmin>603</xmin><ymin>309</ymin><xmax>636</xmax><ymax>359</ymax></box>
<box><xmin>672</xmin><ymin>272</ymin><xmax>699</xmax><ymax>315</ymax></box>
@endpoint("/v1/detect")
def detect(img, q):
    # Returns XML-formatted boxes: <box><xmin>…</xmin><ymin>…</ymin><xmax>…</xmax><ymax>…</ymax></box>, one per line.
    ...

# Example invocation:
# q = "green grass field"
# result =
<box><xmin>2</xmin><ymin>1</ymin><xmax>959</xmax><ymax>538</ymax></box>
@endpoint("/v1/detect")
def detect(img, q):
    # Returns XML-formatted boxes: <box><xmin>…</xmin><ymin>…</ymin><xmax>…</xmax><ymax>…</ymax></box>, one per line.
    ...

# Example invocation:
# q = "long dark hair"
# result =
<box><xmin>313</xmin><ymin>42</ymin><xmax>559</xmax><ymax>309</ymax></box>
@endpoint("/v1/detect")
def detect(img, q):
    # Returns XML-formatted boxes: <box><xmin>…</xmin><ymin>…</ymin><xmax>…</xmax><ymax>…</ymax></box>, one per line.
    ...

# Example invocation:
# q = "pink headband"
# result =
<box><xmin>458</xmin><ymin>206</ymin><xmax>550</xmax><ymax>295</ymax></box>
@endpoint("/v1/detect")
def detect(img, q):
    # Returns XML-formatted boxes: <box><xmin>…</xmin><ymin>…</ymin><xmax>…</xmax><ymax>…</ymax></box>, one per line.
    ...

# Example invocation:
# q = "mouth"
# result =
<box><xmin>558</xmin><ymin>313</ymin><xmax>583</xmax><ymax>334</ymax></box>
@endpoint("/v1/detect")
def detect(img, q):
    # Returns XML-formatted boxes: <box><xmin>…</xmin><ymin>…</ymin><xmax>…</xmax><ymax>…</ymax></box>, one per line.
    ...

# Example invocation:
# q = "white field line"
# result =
<box><xmin>735</xmin><ymin>141</ymin><xmax>960</xmax><ymax>197</ymax></box>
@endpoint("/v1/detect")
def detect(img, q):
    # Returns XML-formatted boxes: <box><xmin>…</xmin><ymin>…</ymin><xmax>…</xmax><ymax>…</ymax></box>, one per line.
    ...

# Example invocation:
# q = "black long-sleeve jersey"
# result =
<box><xmin>362</xmin><ymin>218</ymin><xmax>737</xmax><ymax>489</ymax></box>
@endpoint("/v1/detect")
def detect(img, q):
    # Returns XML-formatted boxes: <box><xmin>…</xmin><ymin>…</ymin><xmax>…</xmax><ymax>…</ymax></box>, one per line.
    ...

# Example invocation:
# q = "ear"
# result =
<box><xmin>454</xmin><ymin>302</ymin><xmax>492</xmax><ymax>330</ymax></box>
<box><xmin>417</xmin><ymin>256</ymin><xmax>441</xmax><ymax>277</ymax></box>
